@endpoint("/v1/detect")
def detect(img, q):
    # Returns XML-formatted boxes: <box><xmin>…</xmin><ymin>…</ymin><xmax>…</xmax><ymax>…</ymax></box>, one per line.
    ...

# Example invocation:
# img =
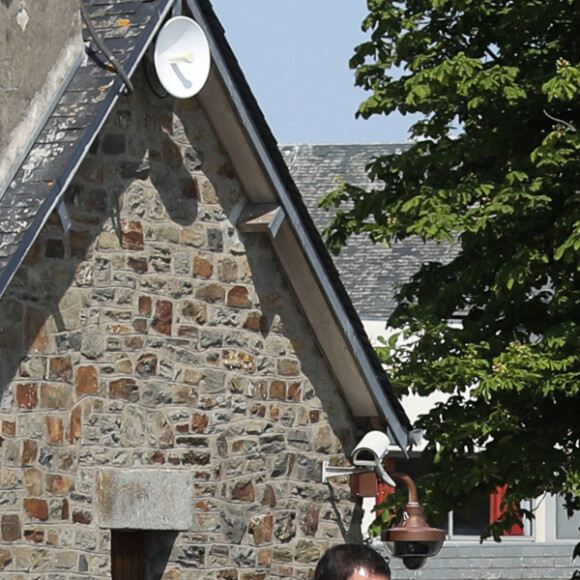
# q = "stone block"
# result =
<box><xmin>1</xmin><ymin>515</ymin><xmax>21</xmax><ymax>542</ymax></box>
<box><xmin>96</xmin><ymin>469</ymin><xmax>193</xmax><ymax>530</ymax></box>
<box><xmin>249</xmin><ymin>513</ymin><xmax>273</xmax><ymax>545</ymax></box>
<box><xmin>227</xmin><ymin>286</ymin><xmax>252</xmax><ymax>308</ymax></box>
<box><xmin>121</xmin><ymin>221</ymin><xmax>144</xmax><ymax>251</ymax></box>
<box><xmin>196</xmin><ymin>283</ymin><xmax>225</xmax><ymax>304</ymax></box>
<box><xmin>45</xmin><ymin>475</ymin><xmax>74</xmax><ymax>495</ymax></box>
<box><xmin>193</xmin><ymin>255</ymin><xmax>214</xmax><ymax>278</ymax></box>
<box><xmin>16</xmin><ymin>383</ymin><xmax>38</xmax><ymax>409</ymax></box>
<box><xmin>154</xmin><ymin>300</ymin><xmax>173</xmax><ymax>335</ymax></box>
<box><xmin>109</xmin><ymin>378</ymin><xmax>139</xmax><ymax>402</ymax></box>
<box><xmin>24</xmin><ymin>468</ymin><xmax>43</xmax><ymax>496</ymax></box>
<box><xmin>75</xmin><ymin>366</ymin><xmax>98</xmax><ymax>397</ymax></box>
<box><xmin>22</xmin><ymin>440</ymin><xmax>38</xmax><ymax>465</ymax></box>
<box><xmin>231</xmin><ymin>480</ymin><xmax>255</xmax><ymax>503</ymax></box>
<box><xmin>46</xmin><ymin>416</ymin><xmax>64</xmax><ymax>444</ymax></box>
<box><xmin>40</xmin><ymin>383</ymin><xmax>72</xmax><ymax>409</ymax></box>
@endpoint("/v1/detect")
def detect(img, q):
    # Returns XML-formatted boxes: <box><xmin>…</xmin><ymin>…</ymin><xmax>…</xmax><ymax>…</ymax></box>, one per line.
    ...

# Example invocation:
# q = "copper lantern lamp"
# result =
<box><xmin>381</xmin><ymin>473</ymin><xmax>446</xmax><ymax>570</ymax></box>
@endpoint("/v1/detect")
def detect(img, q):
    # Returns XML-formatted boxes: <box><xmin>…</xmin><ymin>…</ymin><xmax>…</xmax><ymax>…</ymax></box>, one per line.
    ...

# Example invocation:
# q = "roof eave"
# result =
<box><xmin>187</xmin><ymin>0</ymin><xmax>411</xmax><ymax>450</ymax></box>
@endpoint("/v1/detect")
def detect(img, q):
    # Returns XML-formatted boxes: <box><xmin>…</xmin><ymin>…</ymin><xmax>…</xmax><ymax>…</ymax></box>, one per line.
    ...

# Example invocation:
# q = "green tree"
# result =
<box><xmin>321</xmin><ymin>0</ymin><xmax>580</xmax><ymax>540</ymax></box>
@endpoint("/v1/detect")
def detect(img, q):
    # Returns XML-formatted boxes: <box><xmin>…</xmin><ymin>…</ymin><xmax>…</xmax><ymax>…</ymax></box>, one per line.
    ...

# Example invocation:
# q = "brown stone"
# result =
<box><xmin>109</xmin><ymin>378</ymin><xmax>139</xmax><ymax>402</ymax></box>
<box><xmin>249</xmin><ymin>513</ymin><xmax>273</xmax><ymax>545</ymax></box>
<box><xmin>288</xmin><ymin>382</ymin><xmax>302</xmax><ymax>401</ymax></box>
<box><xmin>217</xmin><ymin>570</ymin><xmax>238</xmax><ymax>580</ymax></box>
<box><xmin>1</xmin><ymin>515</ymin><xmax>21</xmax><ymax>541</ymax></box>
<box><xmin>257</xmin><ymin>548</ymin><xmax>272</xmax><ymax>567</ymax></box>
<box><xmin>46</xmin><ymin>475</ymin><xmax>74</xmax><ymax>495</ymax></box>
<box><xmin>231</xmin><ymin>480</ymin><xmax>255</xmax><ymax>502</ymax></box>
<box><xmin>240</xmin><ymin>573</ymin><xmax>267</xmax><ymax>580</ymax></box>
<box><xmin>24</xmin><ymin>498</ymin><xmax>49</xmax><ymax>521</ymax></box>
<box><xmin>47</xmin><ymin>416</ymin><xmax>64</xmax><ymax>444</ymax></box>
<box><xmin>139</xmin><ymin>296</ymin><xmax>152</xmax><ymax>315</ymax></box>
<box><xmin>24</xmin><ymin>529</ymin><xmax>44</xmax><ymax>543</ymax></box>
<box><xmin>48</xmin><ymin>356</ymin><xmax>73</xmax><ymax>382</ymax></box>
<box><xmin>191</xmin><ymin>413</ymin><xmax>209</xmax><ymax>433</ymax></box>
<box><xmin>154</xmin><ymin>300</ymin><xmax>173</xmax><ymax>335</ymax></box>
<box><xmin>261</xmin><ymin>485</ymin><xmax>276</xmax><ymax>508</ymax></box>
<box><xmin>269</xmin><ymin>381</ymin><xmax>286</xmax><ymax>400</ymax></box>
<box><xmin>121</xmin><ymin>221</ymin><xmax>144</xmax><ymax>250</ymax></box>
<box><xmin>62</xmin><ymin>499</ymin><xmax>70</xmax><ymax>520</ymax></box>
<box><xmin>76</xmin><ymin>366</ymin><xmax>98</xmax><ymax>397</ymax></box>
<box><xmin>303</xmin><ymin>505</ymin><xmax>319</xmax><ymax>537</ymax></box>
<box><xmin>227</xmin><ymin>286</ymin><xmax>252</xmax><ymax>308</ymax></box>
<box><xmin>70</xmin><ymin>406</ymin><xmax>82</xmax><ymax>441</ymax></box>
<box><xmin>151</xmin><ymin>451</ymin><xmax>165</xmax><ymax>464</ymax></box>
<box><xmin>126</xmin><ymin>257</ymin><xmax>147</xmax><ymax>276</ymax></box>
<box><xmin>2</xmin><ymin>421</ymin><xmax>15</xmax><ymax>438</ymax></box>
<box><xmin>22</xmin><ymin>440</ymin><xmax>38</xmax><ymax>465</ymax></box>
<box><xmin>193</xmin><ymin>255</ymin><xmax>213</xmax><ymax>278</ymax></box>
<box><xmin>16</xmin><ymin>383</ymin><xmax>38</xmax><ymax>409</ymax></box>
<box><xmin>309</xmin><ymin>410</ymin><xmax>320</xmax><ymax>423</ymax></box>
<box><xmin>196</xmin><ymin>284</ymin><xmax>225</xmax><ymax>304</ymax></box>
<box><xmin>72</xmin><ymin>509</ymin><xmax>92</xmax><ymax>525</ymax></box>
<box><xmin>243</xmin><ymin>312</ymin><xmax>263</xmax><ymax>332</ymax></box>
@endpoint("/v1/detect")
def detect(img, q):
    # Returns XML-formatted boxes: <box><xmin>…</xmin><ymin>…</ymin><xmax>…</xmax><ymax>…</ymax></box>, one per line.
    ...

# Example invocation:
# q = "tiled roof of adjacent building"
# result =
<box><xmin>281</xmin><ymin>143</ymin><xmax>459</xmax><ymax>320</ymax></box>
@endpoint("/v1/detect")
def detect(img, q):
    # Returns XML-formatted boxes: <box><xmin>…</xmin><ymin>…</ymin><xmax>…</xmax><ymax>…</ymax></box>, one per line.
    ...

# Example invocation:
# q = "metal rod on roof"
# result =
<box><xmin>80</xmin><ymin>1</ymin><xmax>134</xmax><ymax>95</ymax></box>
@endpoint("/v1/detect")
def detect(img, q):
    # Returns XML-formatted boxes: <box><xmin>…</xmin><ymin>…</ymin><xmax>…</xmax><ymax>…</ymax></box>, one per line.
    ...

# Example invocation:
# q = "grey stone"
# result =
<box><xmin>96</xmin><ymin>469</ymin><xmax>193</xmax><ymax>530</ymax></box>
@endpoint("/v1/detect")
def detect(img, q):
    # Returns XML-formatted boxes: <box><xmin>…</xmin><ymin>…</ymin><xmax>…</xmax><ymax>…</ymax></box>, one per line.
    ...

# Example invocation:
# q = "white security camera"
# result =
<box><xmin>351</xmin><ymin>430</ymin><xmax>390</xmax><ymax>467</ymax></box>
<box><xmin>351</xmin><ymin>431</ymin><xmax>396</xmax><ymax>487</ymax></box>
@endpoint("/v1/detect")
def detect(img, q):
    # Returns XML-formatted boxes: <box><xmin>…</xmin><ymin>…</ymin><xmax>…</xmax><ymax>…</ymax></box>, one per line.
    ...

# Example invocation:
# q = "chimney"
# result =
<box><xmin>0</xmin><ymin>0</ymin><xmax>83</xmax><ymax>188</ymax></box>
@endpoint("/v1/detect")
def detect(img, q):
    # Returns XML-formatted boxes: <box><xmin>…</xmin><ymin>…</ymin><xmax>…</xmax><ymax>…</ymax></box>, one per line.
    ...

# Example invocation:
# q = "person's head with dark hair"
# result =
<box><xmin>314</xmin><ymin>543</ymin><xmax>391</xmax><ymax>580</ymax></box>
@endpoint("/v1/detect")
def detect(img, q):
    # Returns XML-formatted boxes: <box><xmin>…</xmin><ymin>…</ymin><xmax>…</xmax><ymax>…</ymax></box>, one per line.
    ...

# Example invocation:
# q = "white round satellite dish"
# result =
<box><xmin>154</xmin><ymin>16</ymin><xmax>210</xmax><ymax>99</ymax></box>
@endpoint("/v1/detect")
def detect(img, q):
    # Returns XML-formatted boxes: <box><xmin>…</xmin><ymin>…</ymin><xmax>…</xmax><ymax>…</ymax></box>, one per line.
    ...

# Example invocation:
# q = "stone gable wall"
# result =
<box><xmin>0</xmin><ymin>66</ymin><xmax>359</xmax><ymax>579</ymax></box>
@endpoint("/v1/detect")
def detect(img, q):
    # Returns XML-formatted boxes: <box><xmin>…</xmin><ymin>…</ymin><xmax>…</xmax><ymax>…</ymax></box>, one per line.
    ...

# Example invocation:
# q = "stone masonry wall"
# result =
<box><xmin>0</xmin><ymin>65</ymin><xmax>360</xmax><ymax>579</ymax></box>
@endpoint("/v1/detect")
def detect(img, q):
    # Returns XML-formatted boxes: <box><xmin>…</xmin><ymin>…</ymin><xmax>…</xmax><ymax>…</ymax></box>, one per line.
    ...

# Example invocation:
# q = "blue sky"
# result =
<box><xmin>211</xmin><ymin>1</ymin><xmax>413</xmax><ymax>144</ymax></box>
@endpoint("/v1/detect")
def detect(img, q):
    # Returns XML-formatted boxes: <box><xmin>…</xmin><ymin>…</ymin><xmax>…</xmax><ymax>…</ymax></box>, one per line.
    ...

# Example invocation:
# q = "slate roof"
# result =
<box><xmin>281</xmin><ymin>143</ymin><xmax>459</xmax><ymax>320</ymax></box>
<box><xmin>0</xmin><ymin>0</ymin><xmax>174</xmax><ymax>299</ymax></box>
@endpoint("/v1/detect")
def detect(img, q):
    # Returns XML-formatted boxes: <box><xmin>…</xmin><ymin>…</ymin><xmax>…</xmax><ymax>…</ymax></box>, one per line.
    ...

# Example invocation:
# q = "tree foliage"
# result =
<box><xmin>321</xmin><ymin>0</ymin><xmax>580</xmax><ymax>538</ymax></box>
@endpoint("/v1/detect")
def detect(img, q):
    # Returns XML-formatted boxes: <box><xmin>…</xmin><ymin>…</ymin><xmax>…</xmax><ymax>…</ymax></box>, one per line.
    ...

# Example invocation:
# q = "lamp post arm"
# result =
<box><xmin>390</xmin><ymin>472</ymin><xmax>419</xmax><ymax>504</ymax></box>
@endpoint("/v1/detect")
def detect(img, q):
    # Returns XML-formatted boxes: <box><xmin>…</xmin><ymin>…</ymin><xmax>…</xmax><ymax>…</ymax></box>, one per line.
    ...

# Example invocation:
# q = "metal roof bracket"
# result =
<box><xmin>237</xmin><ymin>203</ymin><xmax>286</xmax><ymax>239</ymax></box>
<box><xmin>57</xmin><ymin>200</ymin><xmax>71</xmax><ymax>234</ymax></box>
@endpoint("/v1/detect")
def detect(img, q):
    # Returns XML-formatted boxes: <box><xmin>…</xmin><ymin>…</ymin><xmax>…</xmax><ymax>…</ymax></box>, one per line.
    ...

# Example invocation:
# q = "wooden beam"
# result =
<box><xmin>237</xmin><ymin>203</ymin><xmax>285</xmax><ymax>237</ymax></box>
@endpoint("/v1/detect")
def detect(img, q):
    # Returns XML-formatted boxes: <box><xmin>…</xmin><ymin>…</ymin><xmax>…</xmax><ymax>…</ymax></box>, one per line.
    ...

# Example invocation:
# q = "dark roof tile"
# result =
<box><xmin>282</xmin><ymin>143</ymin><xmax>458</xmax><ymax>320</ymax></box>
